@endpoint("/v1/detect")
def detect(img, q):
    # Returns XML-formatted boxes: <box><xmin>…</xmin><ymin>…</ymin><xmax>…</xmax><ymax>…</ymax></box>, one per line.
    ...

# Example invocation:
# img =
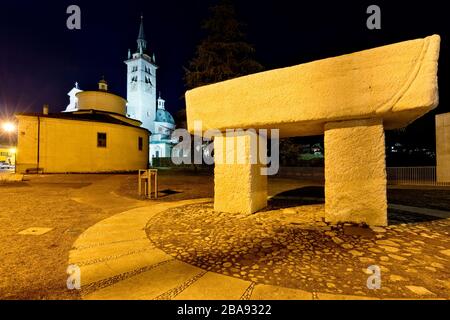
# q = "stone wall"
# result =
<box><xmin>436</xmin><ymin>113</ymin><xmax>450</xmax><ymax>183</ymax></box>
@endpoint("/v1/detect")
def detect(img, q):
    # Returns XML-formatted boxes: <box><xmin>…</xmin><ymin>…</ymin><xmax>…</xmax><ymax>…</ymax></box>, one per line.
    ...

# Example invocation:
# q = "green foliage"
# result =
<box><xmin>280</xmin><ymin>138</ymin><xmax>324</xmax><ymax>167</ymax></box>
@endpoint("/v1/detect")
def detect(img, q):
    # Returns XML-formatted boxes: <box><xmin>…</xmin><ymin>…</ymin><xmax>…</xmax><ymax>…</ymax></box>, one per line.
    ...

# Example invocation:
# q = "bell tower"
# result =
<box><xmin>124</xmin><ymin>15</ymin><xmax>157</xmax><ymax>133</ymax></box>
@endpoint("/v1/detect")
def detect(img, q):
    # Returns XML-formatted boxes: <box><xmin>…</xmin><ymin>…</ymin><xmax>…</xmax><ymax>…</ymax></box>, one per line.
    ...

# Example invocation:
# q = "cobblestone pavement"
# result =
<box><xmin>147</xmin><ymin>201</ymin><xmax>450</xmax><ymax>299</ymax></box>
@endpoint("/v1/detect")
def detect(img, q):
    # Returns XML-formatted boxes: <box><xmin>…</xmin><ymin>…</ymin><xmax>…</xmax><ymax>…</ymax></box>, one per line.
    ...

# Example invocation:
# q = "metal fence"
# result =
<box><xmin>387</xmin><ymin>167</ymin><xmax>450</xmax><ymax>186</ymax></box>
<box><xmin>276</xmin><ymin>166</ymin><xmax>450</xmax><ymax>187</ymax></box>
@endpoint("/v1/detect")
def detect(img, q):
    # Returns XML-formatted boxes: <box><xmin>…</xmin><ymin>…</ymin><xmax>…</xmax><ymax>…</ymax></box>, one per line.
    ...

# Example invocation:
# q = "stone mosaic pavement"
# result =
<box><xmin>69</xmin><ymin>197</ymin><xmax>450</xmax><ymax>300</ymax></box>
<box><xmin>147</xmin><ymin>201</ymin><xmax>450</xmax><ymax>299</ymax></box>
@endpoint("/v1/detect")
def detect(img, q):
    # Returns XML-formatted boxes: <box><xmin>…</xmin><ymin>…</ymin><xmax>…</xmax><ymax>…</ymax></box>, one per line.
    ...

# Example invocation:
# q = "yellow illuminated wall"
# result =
<box><xmin>76</xmin><ymin>91</ymin><xmax>127</xmax><ymax>116</ymax></box>
<box><xmin>436</xmin><ymin>113</ymin><xmax>450</xmax><ymax>183</ymax></box>
<box><xmin>15</xmin><ymin>115</ymin><xmax>149</xmax><ymax>173</ymax></box>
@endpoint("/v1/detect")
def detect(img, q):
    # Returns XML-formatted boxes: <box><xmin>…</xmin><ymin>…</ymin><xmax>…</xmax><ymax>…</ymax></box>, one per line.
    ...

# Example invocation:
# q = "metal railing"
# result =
<box><xmin>387</xmin><ymin>166</ymin><xmax>450</xmax><ymax>186</ymax></box>
<box><xmin>276</xmin><ymin>166</ymin><xmax>450</xmax><ymax>187</ymax></box>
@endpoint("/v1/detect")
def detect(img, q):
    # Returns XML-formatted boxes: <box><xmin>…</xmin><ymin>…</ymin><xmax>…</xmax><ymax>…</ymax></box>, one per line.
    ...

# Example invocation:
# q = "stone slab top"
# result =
<box><xmin>186</xmin><ymin>35</ymin><xmax>440</xmax><ymax>137</ymax></box>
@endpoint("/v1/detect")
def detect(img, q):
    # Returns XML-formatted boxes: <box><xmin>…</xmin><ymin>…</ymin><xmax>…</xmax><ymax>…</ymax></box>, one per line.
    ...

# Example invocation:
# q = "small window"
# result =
<box><xmin>97</xmin><ymin>132</ymin><xmax>107</xmax><ymax>148</ymax></box>
<box><xmin>138</xmin><ymin>137</ymin><xmax>143</xmax><ymax>151</ymax></box>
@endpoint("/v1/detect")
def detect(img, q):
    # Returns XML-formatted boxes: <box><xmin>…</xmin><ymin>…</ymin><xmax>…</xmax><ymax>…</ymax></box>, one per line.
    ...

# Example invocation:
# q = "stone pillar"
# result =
<box><xmin>436</xmin><ymin>113</ymin><xmax>450</xmax><ymax>183</ymax></box>
<box><xmin>324</xmin><ymin>118</ymin><xmax>387</xmax><ymax>226</ymax></box>
<box><xmin>214</xmin><ymin>132</ymin><xmax>267</xmax><ymax>214</ymax></box>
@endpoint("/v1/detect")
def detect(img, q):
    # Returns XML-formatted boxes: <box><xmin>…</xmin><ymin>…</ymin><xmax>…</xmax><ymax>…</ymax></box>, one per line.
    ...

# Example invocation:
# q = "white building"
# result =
<box><xmin>124</xmin><ymin>16</ymin><xmax>176</xmax><ymax>162</ymax></box>
<box><xmin>151</xmin><ymin>95</ymin><xmax>176</xmax><ymax>159</ymax></box>
<box><xmin>64</xmin><ymin>82</ymin><xmax>82</xmax><ymax>112</ymax></box>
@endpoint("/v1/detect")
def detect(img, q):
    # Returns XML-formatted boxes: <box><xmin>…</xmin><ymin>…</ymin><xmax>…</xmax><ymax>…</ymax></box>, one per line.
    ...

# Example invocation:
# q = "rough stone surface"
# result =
<box><xmin>146</xmin><ymin>201</ymin><xmax>450</xmax><ymax>299</ymax></box>
<box><xmin>405</xmin><ymin>286</ymin><xmax>435</xmax><ymax>296</ymax></box>
<box><xmin>436</xmin><ymin>113</ymin><xmax>450</xmax><ymax>183</ymax></box>
<box><xmin>214</xmin><ymin>133</ymin><xmax>267</xmax><ymax>214</ymax></box>
<box><xmin>186</xmin><ymin>35</ymin><xmax>440</xmax><ymax>137</ymax></box>
<box><xmin>324</xmin><ymin>118</ymin><xmax>387</xmax><ymax>226</ymax></box>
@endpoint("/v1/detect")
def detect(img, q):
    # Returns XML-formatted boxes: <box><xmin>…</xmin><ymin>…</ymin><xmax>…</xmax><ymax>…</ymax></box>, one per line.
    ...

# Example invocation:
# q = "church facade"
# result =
<box><xmin>124</xmin><ymin>17</ymin><xmax>176</xmax><ymax>163</ymax></box>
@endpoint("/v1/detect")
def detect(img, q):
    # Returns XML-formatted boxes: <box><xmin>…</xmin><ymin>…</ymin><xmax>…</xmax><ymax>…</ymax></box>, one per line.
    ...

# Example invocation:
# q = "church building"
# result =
<box><xmin>15</xmin><ymin>16</ymin><xmax>172</xmax><ymax>173</ymax></box>
<box><xmin>63</xmin><ymin>16</ymin><xmax>176</xmax><ymax>165</ymax></box>
<box><xmin>124</xmin><ymin>16</ymin><xmax>176</xmax><ymax>162</ymax></box>
<box><xmin>15</xmin><ymin>79</ymin><xmax>149</xmax><ymax>173</ymax></box>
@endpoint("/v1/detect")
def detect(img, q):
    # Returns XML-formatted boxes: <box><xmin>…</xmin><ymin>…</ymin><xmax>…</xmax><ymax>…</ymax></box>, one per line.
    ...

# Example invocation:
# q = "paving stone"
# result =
<box><xmin>390</xmin><ymin>275</ymin><xmax>406</xmax><ymax>282</ymax></box>
<box><xmin>85</xmin><ymin>260</ymin><xmax>202</xmax><ymax>300</ymax></box>
<box><xmin>70</xmin><ymin>238</ymin><xmax>153</xmax><ymax>265</ymax></box>
<box><xmin>332</xmin><ymin>237</ymin><xmax>344</xmax><ymax>245</ymax></box>
<box><xmin>79</xmin><ymin>248</ymin><xmax>173</xmax><ymax>286</ymax></box>
<box><xmin>251</xmin><ymin>284</ymin><xmax>313</xmax><ymax>300</ymax></box>
<box><xmin>18</xmin><ymin>227</ymin><xmax>53</xmax><ymax>236</ymax></box>
<box><xmin>349</xmin><ymin>250</ymin><xmax>363</xmax><ymax>257</ymax></box>
<box><xmin>316</xmin><ymin>292</ymin><xmax>379</xmax><ymax>300</ymax></box>
<box><xmin>371</xmin><ymin>227</ymin><xmax>387</xmax><ymax>233</ymax></box>
<box><xmin>431</xmin><ymin>262</ymin><xmax>444</xmax><ymax>269</ymax></box>
<box><xmin>388</xmin><ymin>254</ymin><xmax>407</xmax><ymax>261</ymax></box>
<box><xmin>376</xmin><ymin>240</ymin><xmax>400</xmax><ymax>247</ymax></box>
<box><xmin>405</xmin><ymin>286</ymin><xmax>435</xmax><ymax>296</ymax></box>
<box><xmin>359</xmin><ymin>257</ymin><xmax>376</xmax><ymax>264</ymax></box>
<box><xmin>379</xmin><ymin>245</ymin><xmax>400</xmax><ymax>253</ymax></box>
<box><xmin>174</xmin><ymin>272</ymin><xmax>251</xmax><ymax>300</ymax></box>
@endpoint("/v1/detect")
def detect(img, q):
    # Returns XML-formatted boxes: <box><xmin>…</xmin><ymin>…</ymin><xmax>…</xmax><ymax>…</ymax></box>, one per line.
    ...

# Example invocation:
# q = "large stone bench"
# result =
<box><xmin>185</xmin><ymin>35</ymin><xmax>441</xmax><ymax>226</ymax></box>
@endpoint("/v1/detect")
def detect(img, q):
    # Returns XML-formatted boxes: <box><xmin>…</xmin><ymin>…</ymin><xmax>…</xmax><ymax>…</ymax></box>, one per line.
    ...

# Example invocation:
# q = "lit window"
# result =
<box><xmin>97</xmin><ymin>132</ymin><xmax>107</xmax><ymax>148</ymax></box>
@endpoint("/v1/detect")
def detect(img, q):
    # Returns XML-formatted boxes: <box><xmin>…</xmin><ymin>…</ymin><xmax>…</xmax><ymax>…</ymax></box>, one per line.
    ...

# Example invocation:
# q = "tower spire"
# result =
<box><xmin>137</xmin><ymin>15</ymin><xmax>147</xmax><ymax>54</ymax></box>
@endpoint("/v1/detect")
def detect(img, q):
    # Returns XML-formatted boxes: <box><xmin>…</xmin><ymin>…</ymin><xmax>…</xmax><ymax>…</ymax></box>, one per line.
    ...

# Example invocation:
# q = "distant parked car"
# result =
<box><xmin>0</xmin><ymin>162</ymin><xmax>14</xmax><ymax>170</ymax></box>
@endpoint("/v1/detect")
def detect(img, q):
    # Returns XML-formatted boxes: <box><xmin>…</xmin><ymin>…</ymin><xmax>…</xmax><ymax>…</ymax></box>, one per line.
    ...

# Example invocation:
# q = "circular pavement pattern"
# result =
<box><xmin>146</xmin><ymin>201</ymin><xmax>450</xmax><ymax>299</ymax></box>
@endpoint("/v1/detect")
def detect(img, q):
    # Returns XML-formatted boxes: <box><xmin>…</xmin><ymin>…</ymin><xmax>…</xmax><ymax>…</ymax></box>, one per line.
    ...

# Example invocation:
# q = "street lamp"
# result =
<box><xmin>2</xmin><ymin>122</ymin><xmax>16</xmax><ymax>133</ymax></box>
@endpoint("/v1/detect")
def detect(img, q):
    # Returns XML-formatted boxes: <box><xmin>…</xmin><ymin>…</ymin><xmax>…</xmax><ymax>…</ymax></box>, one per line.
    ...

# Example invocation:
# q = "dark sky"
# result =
<box><xmin>0</xmin><ymin>0</ymin><xmax>448</xmax><ymax>147</ymax></box>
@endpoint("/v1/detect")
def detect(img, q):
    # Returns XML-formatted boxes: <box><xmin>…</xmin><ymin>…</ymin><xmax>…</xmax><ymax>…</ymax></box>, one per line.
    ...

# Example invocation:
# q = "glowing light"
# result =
<box><xmin>9</xmin><ymin>148</ymin><xmax>16</xmax><ymax>154</ymax></box>
<box><xmin>2</xmin><ymin>122</ymin><xmax>16</xmax><ymax>133</ymax></box>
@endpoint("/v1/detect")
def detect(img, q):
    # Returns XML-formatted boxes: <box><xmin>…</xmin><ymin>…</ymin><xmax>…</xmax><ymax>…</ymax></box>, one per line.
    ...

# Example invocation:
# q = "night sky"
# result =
<box><xmin>0</xmin><ymin>0</ymin><xmax>448</xmax><ymax>148</ymax></box>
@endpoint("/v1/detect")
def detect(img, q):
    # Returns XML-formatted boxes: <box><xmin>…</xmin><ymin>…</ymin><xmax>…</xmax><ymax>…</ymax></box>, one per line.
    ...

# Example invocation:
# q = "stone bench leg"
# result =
<box><xmin>324</xmin><ymin>118</ymin><xmax>388</xmax><ymax>226</ymax></box>
<box><xmin>214</xmin><ymin>132</ymin><xmax>267</xmax><ymax>214</ymax></box>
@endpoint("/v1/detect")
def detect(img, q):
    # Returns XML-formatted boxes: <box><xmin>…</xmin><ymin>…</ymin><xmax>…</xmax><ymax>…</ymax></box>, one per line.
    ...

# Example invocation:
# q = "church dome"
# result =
<box><xmin>76</xmin><ymin>91</ymin><xmax>127</xmax><ymax>116</ymax></box>
<box><xmin>155</xmin><ymin>109</ymin><xmax>175</xmax><ymax>124</ymax></box>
